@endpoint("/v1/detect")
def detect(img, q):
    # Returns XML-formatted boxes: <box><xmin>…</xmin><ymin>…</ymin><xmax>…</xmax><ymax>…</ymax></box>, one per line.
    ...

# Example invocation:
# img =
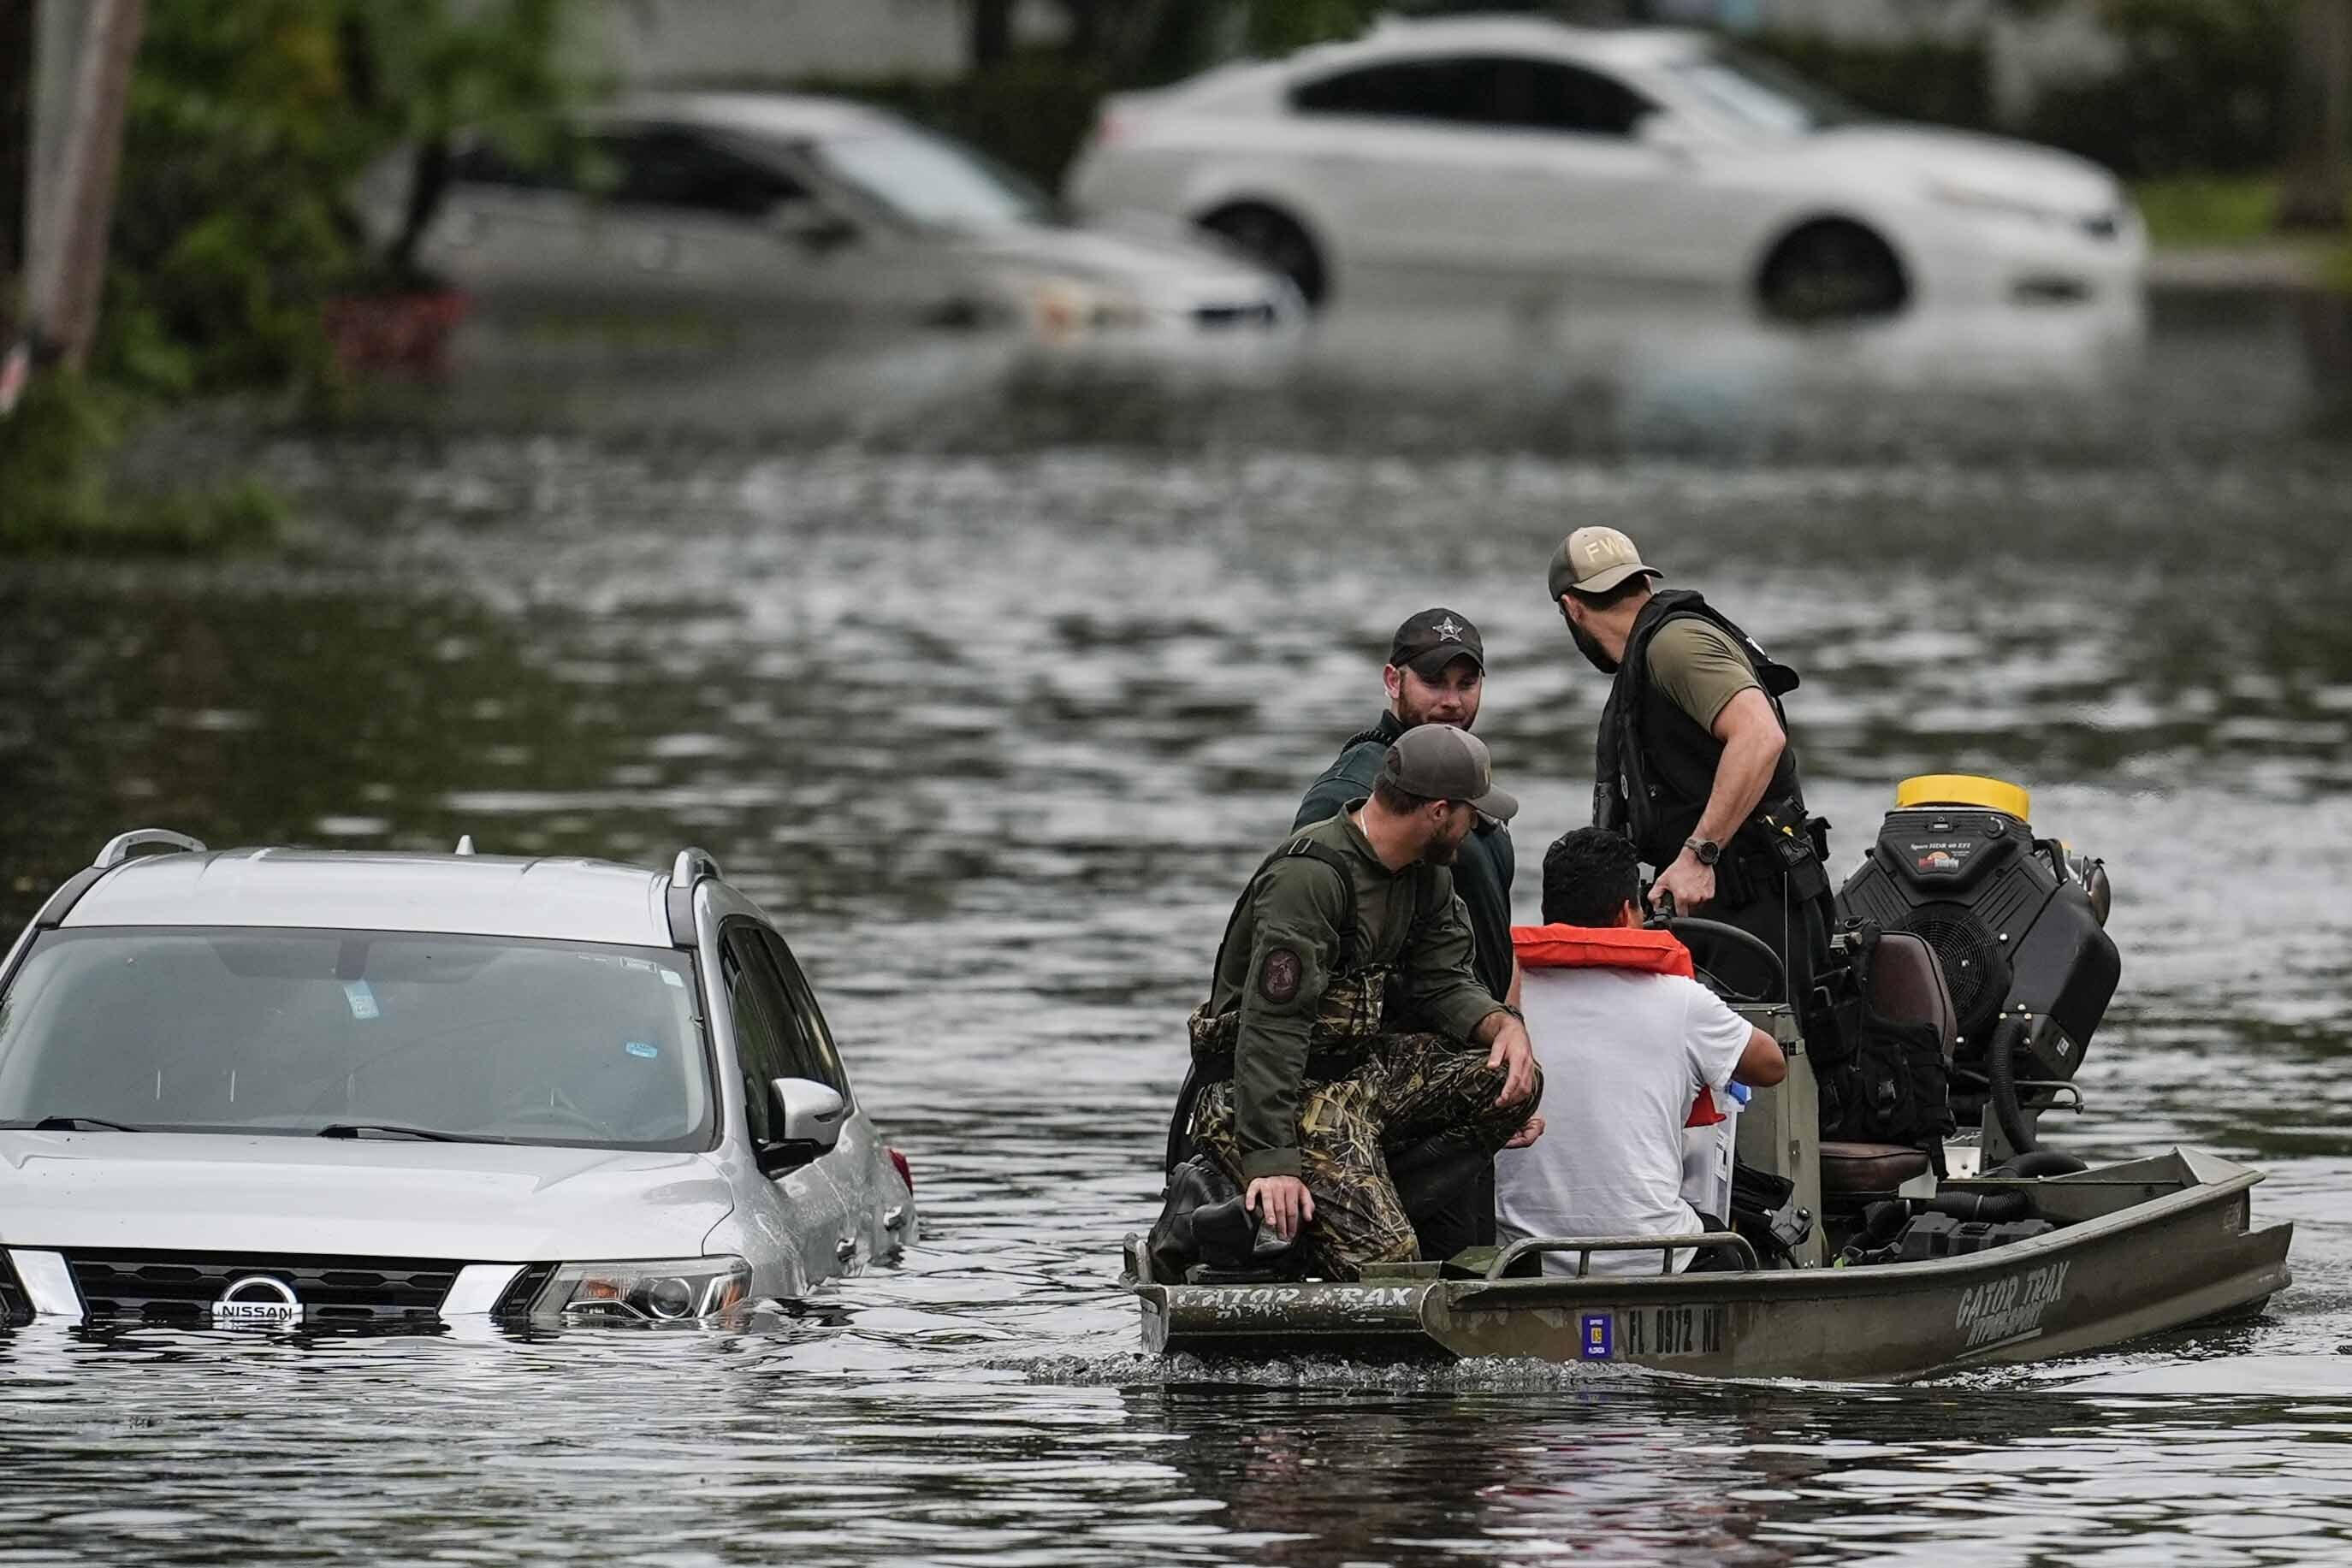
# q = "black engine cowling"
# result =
<box><xmin>1837</xmin><ymin>777</ymin><xmax>2118</xmax><ymax>1101</ymax></box>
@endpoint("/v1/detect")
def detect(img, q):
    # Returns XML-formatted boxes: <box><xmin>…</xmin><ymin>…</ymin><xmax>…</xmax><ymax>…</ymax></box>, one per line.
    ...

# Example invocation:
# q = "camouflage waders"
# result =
<box><xmin>1188</xmin><ymin>1024</ymin><xmax>1539</xmax><ymax>1281</ymax></box>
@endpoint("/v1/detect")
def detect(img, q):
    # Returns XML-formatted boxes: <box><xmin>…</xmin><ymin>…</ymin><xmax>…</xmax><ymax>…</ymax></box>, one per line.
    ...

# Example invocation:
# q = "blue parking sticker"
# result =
<box><xmin>625</xmin><ymin>1041</ymin><xmax>660</xmax><ymax>1060</ymax></box>
<box><xmin>1579</xmin><ymin>1312</ymin><xmax>1614</xmax><ymax>1360</ymax></box>
<box><xmin>342</xmin><ymin>980</ymin><xmax>380</xmax><ymax>1021</ymax></box>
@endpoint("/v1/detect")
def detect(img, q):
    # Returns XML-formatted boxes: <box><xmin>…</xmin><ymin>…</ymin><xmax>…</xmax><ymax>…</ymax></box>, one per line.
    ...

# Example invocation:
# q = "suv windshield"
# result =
<box><xmin>807</xmin><ymin>127</ymin><xmax>1052</xmax><ymax>230</ymax></box>
<box><xmin>0</xmin><ymin>929</ymin><xmax>713</xmax><ymax>1151</ymax></box>
<box><xmin>1665</xmin><ymin>48</ymin><xmax>1863</xmax><ymax>134</ymax></box>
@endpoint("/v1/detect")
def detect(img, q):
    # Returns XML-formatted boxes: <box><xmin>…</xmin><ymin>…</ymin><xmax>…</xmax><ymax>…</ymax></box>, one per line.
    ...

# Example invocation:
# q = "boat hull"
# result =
<box><xmin>1131</xmin><ymin>1149</ymin><xmax>2292</xmax><ymax>1382</ymax></box>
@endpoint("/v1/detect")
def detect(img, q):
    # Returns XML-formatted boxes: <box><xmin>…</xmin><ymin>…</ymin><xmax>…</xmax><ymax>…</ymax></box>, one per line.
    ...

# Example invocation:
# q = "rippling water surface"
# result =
<box><xmin>4</xmin><ymin>294</ymin><xmax>2352</xmax><ymax>1565</ymax></box>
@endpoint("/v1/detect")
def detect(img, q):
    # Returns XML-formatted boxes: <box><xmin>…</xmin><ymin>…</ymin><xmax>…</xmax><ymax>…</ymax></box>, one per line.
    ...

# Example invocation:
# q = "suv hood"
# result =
<box><xmin>0</xmin><ymin>1133</ymin><xmax>734</xmax><ymax>1260</ymax></box>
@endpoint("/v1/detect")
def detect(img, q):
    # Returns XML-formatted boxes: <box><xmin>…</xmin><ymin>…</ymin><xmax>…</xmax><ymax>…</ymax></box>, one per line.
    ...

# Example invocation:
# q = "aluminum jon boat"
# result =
<box><xmin>1122</xmin><ymin>1146</ymin><xmax>2291</xmax><ymax>1382</ymax></box>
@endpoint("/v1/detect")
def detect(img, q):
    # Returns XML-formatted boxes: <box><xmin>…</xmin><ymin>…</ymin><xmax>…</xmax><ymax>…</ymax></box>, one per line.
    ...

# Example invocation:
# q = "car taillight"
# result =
<box><xmin>888</xmin><ymin>1146</ymin><xmax>914</xmax><ymax>1192</ymax></box>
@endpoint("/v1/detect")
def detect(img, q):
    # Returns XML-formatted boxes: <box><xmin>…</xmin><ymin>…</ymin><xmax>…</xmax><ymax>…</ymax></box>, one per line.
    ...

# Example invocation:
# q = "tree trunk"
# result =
<box><xmin>0</xmin><ymin>0</ymin><xmax>31</xmax><ymax>318</ymax></box>
<box><xmin>970</xmin><ymin>0</ymin><xmax>1016</xmax><ymax>68</ymax></box>
<box><xmin>2280</xmin><ymin>0</ymin><xmax>2350</xmax><ymax>231</ymax></box>
<box><xmin>21</xmin><ymin>0</ymin><xmax>145</xmax><ymax>370</ymax></box>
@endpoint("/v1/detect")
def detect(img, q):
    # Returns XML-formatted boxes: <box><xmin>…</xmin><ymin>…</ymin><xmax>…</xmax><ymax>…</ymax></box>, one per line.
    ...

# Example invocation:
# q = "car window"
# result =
<box><xmin>805</xmin><ymin>127</ymin><xmax>1051</xmax><ymax>230</ymax></box>
<box><xmin>0</xmin><ymin>928</ymin><xmax>713</xmax><ymax>1151</ymax></box>
<box><xmin>447</xmin><ymin>136</ymin><xmax>577</xmax><ymax>192</ymax></box>
<box><xmin>596</xmin><ymin>125</ymin><xmax>808</xmax><ymax>217</ymax></box>
<box><xmin>1290</xmin><ymin>54</ymin><xmax>1654</xmax><ymax>138</ymax></box>
<box><xmin>757</xmin><ymin>930</ymin><xmax>850</xmax><ymax>1100</ymax></box>
<box><xmin>720</xmin><ymin>921</ymin><xmax>798</xmax><ymax>1143</ymax></box>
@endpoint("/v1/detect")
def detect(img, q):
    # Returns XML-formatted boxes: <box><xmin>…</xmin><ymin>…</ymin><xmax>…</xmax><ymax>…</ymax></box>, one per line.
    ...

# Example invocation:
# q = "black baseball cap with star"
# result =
<box><xmin>1388</xmin><ymin>608</ymin><xmax>1484</xmax><ymax>678</ymax></box>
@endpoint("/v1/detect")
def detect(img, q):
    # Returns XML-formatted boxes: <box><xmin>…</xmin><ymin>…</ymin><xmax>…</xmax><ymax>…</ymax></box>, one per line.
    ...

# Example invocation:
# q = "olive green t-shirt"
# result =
<box><xmin>1647</xmin><ymin>618</ymin><xmax>1761</xmax><ymax>731</ymax></box>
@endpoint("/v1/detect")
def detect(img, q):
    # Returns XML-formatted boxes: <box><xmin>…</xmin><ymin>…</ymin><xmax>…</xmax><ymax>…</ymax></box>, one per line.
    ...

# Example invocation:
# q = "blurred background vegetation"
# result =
<box><xmin>0</xmin><ymin>0</ymin><xmax>2343</xmax><ymax>552</ymax></box>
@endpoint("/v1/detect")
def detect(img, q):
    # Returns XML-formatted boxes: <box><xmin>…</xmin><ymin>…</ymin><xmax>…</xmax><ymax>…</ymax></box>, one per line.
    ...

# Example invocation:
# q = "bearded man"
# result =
<box><xmin>1183</xmin><ymin>725</ymin><xmax>1543</xmax><ymax>1281</ymax></box>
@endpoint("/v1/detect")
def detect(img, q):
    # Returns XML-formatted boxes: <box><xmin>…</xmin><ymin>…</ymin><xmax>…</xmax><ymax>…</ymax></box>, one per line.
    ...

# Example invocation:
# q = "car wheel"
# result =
<box><xmin>1757</xmin><ymin>220</ymin><xmax>1909</xmax><ymax>323</ymax></box>
<box><xmin>1197</xmin><ymin>204</ymin><xmax>1328</xmax><ymax>310</ymax></box>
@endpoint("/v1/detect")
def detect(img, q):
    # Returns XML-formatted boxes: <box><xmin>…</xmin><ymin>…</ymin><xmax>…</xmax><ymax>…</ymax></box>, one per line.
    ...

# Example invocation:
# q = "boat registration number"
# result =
<box><xmin>1583</xmin><ymin>1305</ymin><xmax>1728</xmax><ymax>1360</ymax></box>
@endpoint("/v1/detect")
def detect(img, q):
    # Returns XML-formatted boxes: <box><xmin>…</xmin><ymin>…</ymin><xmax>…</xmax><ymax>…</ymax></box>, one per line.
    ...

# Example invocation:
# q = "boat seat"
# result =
<box><xmin>1870</xmin><ymin>930</ymin><xmax>1958</xmax><ymax>1062</ymax></box>
<box><xmin>1821</xmin><ymin>1141</ymin><xmax>1933</xmax><ymax>1194</ymax></box>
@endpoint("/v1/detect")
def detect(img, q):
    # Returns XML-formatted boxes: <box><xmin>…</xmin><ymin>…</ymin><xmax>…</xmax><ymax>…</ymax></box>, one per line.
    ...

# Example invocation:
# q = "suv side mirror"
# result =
<box><xmin>756</xmin><ymin>1076</ymin><xmax>845</xmax><ymax>1174</ymax></box>
<box><xmin>768</xmin><ymin>198</ymin><xmax>859</xmax><ymax>254</ymax></box>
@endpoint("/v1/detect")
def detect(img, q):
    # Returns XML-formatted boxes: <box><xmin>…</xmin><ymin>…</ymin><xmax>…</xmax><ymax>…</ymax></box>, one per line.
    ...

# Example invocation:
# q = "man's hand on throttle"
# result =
<box><xmin>1650</xmin><ymin>850</ymin><xmax>1716</xmax><ymax>914</ymax></box>
<box><xmin>1244</xmin><ymin>1175</ymin><xmax>1314</xmax><ymax>1240</ymax></box>
<box><xmin>1486</xmin><ymin>1014</ymin><xmax>1537</xmax><ymax>1107</ymax></box>
<box><xmin>1502</xmin><ymin>1114</ymin><xmax>1545</xmax><ymax>1150</ymax></box>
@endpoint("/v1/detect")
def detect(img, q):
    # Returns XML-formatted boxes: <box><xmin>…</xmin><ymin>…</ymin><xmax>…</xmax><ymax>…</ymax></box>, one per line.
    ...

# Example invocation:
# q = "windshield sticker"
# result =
<box><xmin>661</xmin><ymin>969</ymin><xmax>686</xmax><ymax>988</ymax></box>
<box><xmin>341</xmin><ymin>980</ymin><xmax>381</xmax><ymax>1021</ymax></box>
<box><xmin>625</xmin><ymin>1041</ymin><xmax>660</xmax><ymax>1060</ymax></box>
<box><xmin>1956</xmin><ymin>1260</ymin><xmax>2071</xmax><ymax>1349</ymax></box>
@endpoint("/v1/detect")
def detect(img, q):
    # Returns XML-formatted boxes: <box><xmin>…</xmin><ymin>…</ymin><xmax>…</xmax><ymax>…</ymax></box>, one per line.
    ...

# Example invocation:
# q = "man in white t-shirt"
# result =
<box><xmin>1496</xmin><ymin>828</ymin><xmax>1786</xmax><ymax>1275</ymax></box>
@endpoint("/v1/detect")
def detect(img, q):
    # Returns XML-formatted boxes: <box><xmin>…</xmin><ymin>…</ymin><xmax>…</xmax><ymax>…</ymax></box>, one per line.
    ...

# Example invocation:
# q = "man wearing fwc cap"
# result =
<box><xmin>1547</xmin><ymin>526</ymin><xmax>1836</xmax><ymax>1014</ymax></box>
<box><xmin>1181</xmin><ymin>725</ymin><xmax>1543</xmax><ymax>1280</ymax></box>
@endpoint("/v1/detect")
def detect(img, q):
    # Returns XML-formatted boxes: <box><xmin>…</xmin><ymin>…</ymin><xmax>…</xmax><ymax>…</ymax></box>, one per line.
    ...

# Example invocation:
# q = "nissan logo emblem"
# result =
<box><xmin>211</xmin><ymin>1274</ymin><xmax>302</xmax><ymax>1327</ymax></box>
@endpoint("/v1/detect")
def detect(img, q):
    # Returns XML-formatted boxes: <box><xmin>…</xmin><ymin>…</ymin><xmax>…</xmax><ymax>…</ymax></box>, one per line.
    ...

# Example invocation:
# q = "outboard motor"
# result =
<box><xmin>1837</xmin><ymin>776</ymin><xmax>2118</xmax><ymax>1154</ymax></box>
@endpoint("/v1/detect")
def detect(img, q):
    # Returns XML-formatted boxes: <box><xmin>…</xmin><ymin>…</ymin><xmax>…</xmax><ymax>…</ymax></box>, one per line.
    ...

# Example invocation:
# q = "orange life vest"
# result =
<box><xmin>1510</xmin><ymin>923</ymin><xmax>1725</xmax><ymax>1127</ymax></box>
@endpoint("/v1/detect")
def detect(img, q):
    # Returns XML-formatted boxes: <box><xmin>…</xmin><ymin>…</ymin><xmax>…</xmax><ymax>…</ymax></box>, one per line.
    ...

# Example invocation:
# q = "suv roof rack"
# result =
<box><xmin>666</xmin><ymin>848</ymin><xmax>721</xmax><ymax>946</ymax></box>
<box><xmin>94</xmin><ymin>829</ymin><xmax>207</xmax><ymax>870</ymax></box>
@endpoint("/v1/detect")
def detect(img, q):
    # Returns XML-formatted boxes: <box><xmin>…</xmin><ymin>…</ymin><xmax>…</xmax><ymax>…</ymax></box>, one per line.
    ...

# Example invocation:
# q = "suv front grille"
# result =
<box><xmin>65</xmin><ymin>1250</ymin><xmax>459</xmax><ymax>1326</ymax></box>
<box><xmin>0</xmin><ymin>1255</ymin><xmax>30</xmax><ymax>1328</ymax></box>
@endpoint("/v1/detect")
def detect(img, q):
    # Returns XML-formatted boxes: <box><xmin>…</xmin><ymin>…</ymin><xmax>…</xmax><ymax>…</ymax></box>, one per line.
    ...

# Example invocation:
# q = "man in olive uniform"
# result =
<box><xmin>1548</xmin><ymin>526</ymin><xmax>1836</xmax><ymax>1011</ymax></box>
<box><xmin>1187</xmin><ymin>725</ymin><xmax>1543</xmax><ymax>1281</ymax></box>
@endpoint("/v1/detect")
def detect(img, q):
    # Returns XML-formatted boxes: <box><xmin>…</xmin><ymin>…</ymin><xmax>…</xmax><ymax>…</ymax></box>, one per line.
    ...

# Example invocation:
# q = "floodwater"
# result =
<box><xmin>3</xmin><ymin>286</ymin><xmax>2352</xmax><ymax>1565</ymax></box>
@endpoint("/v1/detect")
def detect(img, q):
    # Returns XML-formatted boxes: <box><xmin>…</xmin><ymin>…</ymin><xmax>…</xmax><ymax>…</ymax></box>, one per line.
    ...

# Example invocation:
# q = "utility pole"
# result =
<box><xmin>2281</xmin><ymin>0</ymin><xmax>2351</xmax><ymax>230</ymax></box>
<box><xmin>0</xmin><ymin>0</ymin><xmax>32</xmax><ymax>314</ymax></box>
<box><xmin>21</xmin><ymin>0</ymin><xmax>145</xmax><ymax>370</ymax></box>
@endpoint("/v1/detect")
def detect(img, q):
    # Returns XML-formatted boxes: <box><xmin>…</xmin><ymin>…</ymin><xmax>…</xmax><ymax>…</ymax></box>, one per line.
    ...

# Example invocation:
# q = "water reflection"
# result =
<box><xmin>3</xmin><ymin>288</ymin><xmax>2352</xmax><ymax>1562</ymax></box>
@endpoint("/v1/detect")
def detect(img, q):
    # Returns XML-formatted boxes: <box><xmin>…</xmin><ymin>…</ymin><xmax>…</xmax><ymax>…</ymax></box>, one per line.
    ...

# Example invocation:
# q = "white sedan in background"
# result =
<box><xmin>1065</xmin><ymin>16</ymin><xmax>2145</xmax><ymax>321</ymax></box>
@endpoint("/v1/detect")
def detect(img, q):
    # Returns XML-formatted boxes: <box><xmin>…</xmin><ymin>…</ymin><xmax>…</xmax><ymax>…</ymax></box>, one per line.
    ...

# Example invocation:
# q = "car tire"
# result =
<box><xmin>1757</xmin><ymin>220</ymin><xmax>1909</xmax><ymax>323</ymax></box>
<box><xmin>1197</xmin><ymin>204</ymin><xmax>1328</xmax><ymax>311</ymax></box>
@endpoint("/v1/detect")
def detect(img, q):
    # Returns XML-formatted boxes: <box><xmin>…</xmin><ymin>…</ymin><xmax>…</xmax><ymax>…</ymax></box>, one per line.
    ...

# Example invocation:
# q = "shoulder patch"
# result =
<box><xmin>1259</xmin><ymin>947</ymin><xmax>1303</xmax><ymax>1004</ymax></box>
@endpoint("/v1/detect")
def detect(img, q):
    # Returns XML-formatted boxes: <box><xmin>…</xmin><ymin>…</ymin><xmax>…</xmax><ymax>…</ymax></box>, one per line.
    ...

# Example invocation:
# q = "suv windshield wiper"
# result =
<box><xmin>0</xmin><ymin>1115</ymin><xmax>151</xmax><ymax>1132</ymax></box>
<box><xmin>316</xmin><ymin>1122</ymin><xmax>516</xmax><ymax>1145</ymax></box>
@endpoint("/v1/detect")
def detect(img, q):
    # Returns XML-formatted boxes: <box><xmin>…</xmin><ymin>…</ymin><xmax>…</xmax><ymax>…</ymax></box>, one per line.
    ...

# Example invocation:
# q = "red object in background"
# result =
<box><xmin>887</xmin><ymin>1146</ymin><xmax>914</xmax><ymax>1192</ymax></box>
<box><xmin>323</xmin><ymin>289</ymin><xmax>471</xmax><ymax>377</ymax></box>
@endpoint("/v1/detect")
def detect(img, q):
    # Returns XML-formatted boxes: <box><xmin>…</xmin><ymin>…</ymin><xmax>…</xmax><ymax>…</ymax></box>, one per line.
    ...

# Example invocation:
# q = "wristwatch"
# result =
<box><xmin>1686</xmin><ymin>837</ymin><xmax>1722</xmax><ymax>867</ymax></box>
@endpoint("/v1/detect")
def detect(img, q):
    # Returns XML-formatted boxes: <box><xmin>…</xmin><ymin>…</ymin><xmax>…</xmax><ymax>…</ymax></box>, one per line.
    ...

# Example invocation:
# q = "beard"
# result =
<box><xmin>1419</xmin><ymin>837</ymin><xmax>1461</xmax><ymax>866</ymax></box>
<box><xmin>1568</xmin><ymin>618</ymin><xmax>1619</xmax><ymax>674</ymax></box>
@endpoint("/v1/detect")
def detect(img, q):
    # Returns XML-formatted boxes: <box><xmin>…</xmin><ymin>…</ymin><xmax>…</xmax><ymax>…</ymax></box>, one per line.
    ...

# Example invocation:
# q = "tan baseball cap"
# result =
<box><xmin>1547</xmin><ymin>526</ymin><xmax>1662</xmax><ymax>601</ymax></box>
<box><xmin>1378</xmin><ymin>725</ymin><xmax>1520</xmax><ymax>825</ymax></box>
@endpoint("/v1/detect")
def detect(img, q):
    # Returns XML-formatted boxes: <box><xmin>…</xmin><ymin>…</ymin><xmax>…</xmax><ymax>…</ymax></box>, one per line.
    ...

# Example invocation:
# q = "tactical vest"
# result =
<box><xmin>1187</xmin><ymin>835</ymin><xmax>1446</xmax><ymax>1081</ymax></box>
<box><xmin>1595</xmin><ymin>589</ymin><xmax>1807</xmax><ymax>874</ymax></box>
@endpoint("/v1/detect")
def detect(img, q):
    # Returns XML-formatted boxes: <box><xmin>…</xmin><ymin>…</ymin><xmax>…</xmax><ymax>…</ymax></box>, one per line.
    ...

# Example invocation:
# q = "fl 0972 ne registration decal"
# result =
<box><xmin>1618</xmin><ymin>1304</ymin><xmax>1727</xmax><ymax>1359</ymax></box>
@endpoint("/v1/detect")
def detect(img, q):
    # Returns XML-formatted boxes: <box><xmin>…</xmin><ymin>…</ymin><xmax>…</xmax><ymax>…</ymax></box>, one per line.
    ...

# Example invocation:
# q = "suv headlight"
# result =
<box><xmin>531</xmin><ymin>1257</ymin><xmax>751</xmax><ymax>1324</ymax></box>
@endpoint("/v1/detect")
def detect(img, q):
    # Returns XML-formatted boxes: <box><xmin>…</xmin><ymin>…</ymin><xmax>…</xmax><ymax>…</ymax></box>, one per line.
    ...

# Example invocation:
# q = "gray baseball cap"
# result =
<box><xmin>1378</xmin><ymin>725</ymin><xmax>1520</xmax><ymax>825</ymax></box>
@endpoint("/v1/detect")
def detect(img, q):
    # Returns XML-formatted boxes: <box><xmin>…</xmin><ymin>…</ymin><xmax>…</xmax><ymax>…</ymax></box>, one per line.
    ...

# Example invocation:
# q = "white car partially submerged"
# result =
<box><xmin>1066</xmin><ymin>16</ymin><xmax>2144</xmax><ymax>320</ymax></box>
<box><xmin>394</xmin><ymin>92</ymin><xmax>1300</xmax><ymax>347</ymax></box>
<box><xmin>0</xmin><ymin>831</ymin><xmax>915</xmax><ymax>1332</ymax></box>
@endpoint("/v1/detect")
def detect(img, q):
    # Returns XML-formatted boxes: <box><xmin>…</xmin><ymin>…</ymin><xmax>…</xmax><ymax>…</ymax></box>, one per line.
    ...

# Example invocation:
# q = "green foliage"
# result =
<box><xmin>96</xmin><ymin>0</ymin><xmax>588</xmax><ymax>399</ymax></box>
<box><xmin>0</xmin><ymin>376</ymin><xmax>281</xmax><ymax>554</ymax></box>
<box><xmin>2028</xmin><ymin>0</ymin><xmax>2296</xmax><ymax>177</ymax></box>
<box><xmin>2131</xmin><ymin>175</ymin><xmax>2289</xmax><ymax>245</ymax></box>
<box><xmin>1739</xmin><ymin>32</ymin><xmax>1994</xmax><ymax>131</ymax></box>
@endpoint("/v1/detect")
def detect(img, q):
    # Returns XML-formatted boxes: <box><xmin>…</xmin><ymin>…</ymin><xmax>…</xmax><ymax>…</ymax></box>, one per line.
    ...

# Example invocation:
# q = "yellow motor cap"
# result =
<box><xmin>1896</xmin><ymin>774</ymin><xmax>2031</xmax><ymax>820</ymax></box>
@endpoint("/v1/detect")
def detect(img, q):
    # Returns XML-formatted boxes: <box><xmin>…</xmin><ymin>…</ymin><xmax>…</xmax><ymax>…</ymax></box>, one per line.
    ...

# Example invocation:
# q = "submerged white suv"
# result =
<box><xmin>0</xmin><ymin>831</ymin><xmax>915</xmax><ymax>1331</ymax></box>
